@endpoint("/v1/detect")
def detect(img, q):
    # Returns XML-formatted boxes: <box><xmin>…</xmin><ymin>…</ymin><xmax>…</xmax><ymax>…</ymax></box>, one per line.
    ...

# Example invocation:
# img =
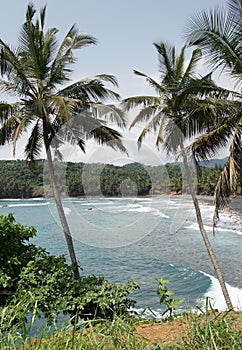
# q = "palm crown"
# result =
<box><xmin>123</xmin><ymin>42</ymin><xmax>229</xmax><ymax>157</ymax></box>
<box><xmin>0</xmin><ymin>3</ymin><xmax>126</xmax><ymax>162</ymax></box>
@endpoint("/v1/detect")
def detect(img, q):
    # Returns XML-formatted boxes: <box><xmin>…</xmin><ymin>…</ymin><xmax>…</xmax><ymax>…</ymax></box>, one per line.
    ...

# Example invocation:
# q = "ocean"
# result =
<box><xmin>1</xmin><ymin>195</ymin><xmax>242</xmax><ymax>317</ymax></box>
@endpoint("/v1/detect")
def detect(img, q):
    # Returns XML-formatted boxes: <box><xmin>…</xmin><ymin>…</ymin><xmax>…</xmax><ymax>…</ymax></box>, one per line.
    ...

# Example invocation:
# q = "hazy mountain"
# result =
<box><xmin>198</xmin><ymin>157</ymin><xmax>228</xmax><ymax>168</ymax></box>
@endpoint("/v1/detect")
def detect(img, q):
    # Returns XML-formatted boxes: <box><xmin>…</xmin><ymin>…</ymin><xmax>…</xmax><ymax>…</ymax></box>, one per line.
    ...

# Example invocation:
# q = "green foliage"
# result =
<box><xmin>0</xmin><ymin>214</ymin><xmax>139</xmax><ymax>326</ymax></box>
<box><xmin>16</xmin><ymin>253</ymin><xmax>139</xmax><ymax>322</ymax></box>
<box><xmin>0</xmin><ymin>213</ymin><xmax>42</xmax><ymax>303</ymax></box>
<box><xmin>156</xmin><ymin>278</ymin><xmax>184</xmax><ymax>320</ymax></box>
<box><xmin>0</xmin><ymin>159</ymin><xmax>233</xmax><ymax>199</ymax></box>
<box><xmin>0</xmin><ymin>160</ymin><xmax>44</xmax><ymax>198</ymax></box>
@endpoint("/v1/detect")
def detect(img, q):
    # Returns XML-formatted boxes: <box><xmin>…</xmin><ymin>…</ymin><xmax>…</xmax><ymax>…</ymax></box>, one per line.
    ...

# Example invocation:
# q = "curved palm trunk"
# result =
<box><xmin>45</xmin><ymin>146</ymin><xmax>80</xmax><ymax>280</ymax></box>
<box><xmin>182</xmin><ymin>154</ymin><xmax>233</xmax><ymax>310</ymax></box>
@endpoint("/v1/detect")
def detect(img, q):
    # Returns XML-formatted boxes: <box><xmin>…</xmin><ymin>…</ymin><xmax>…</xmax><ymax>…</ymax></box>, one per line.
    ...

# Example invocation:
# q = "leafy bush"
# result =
<box><xmin>16</xmin><ymin>253</ymin><xmax>139</xmax><ymax>322</ymax></box>
<box><xmin>0</xmin><ymin>214</ymin><xmax>139</xmax><ymax>327</ymax></box>
<box><xmin>0</xmin><ymin>213</ymin><xmax>43</xmax><ymax>305</ymax></box>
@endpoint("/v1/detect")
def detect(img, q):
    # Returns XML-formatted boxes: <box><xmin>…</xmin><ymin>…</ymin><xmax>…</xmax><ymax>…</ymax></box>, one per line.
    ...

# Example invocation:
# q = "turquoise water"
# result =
<box><xmin>1</xmin><ymin>195</ymin><xmax>242</xmax><ymax>314</ymax></box>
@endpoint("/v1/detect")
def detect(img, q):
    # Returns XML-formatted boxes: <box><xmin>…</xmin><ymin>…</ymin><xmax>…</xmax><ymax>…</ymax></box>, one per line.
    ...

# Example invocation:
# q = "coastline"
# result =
<box><xmin>1</xmin><ymin>194</ymin><xmax>241</xmax><ymax>219</ymax></box>
<box><xmin>197</xmin><ymin>195</ymin><xmax>242</xmax><ymax>221</ymax></box>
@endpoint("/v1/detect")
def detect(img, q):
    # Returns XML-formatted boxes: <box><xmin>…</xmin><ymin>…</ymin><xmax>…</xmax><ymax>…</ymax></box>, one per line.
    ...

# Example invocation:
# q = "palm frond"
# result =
<box><xmin>93</xmin><ymin>74</ymin><xmax>119</xmax><ymax>87</ymax></box>
<box><xmin>172</xmin><ymin>75</ymin><xmax>230</xmax><ymax>112</ymax></box>
<box><xmin>48</xmin><ymin>95</ymin><xmax>76</xmax><ymax>123</ymax></box>
<box><xmin>155</xmin><ymin>116</ymin><xmax>167</xmax><ymax>149</ymax></box>
<box><xmin>213</xmin><ymin>119</ymin><xmax>242</xmax><ymax>225</ymax></box>
<box><xmin>133</xmin><ymin>70</ymin><xmax>166</xmax><ymax>95</ymax></box>
<box><xmin>90</xmin><ymin>103</ymin><xmax>126</xmax><ymax>128</ymax></box>
<box><xmin>0</xmin><ymin>40</ymin><xmax>35</xmax><ymax>96</ymax></box>
<box><xmin>175</xmin><ymin>45</ymin><xmax>186</xmax><ymax>80</ymax></box>
<box><xmin>186</xmin><ymin>123</ymin><xmax>235</xmax><ymax>162</ymax></box>
<box><xmin>59</xmin><ymin>76</ymin><xmax>120</xmax><ymax>103</ymax></box>
<box><xmin>129</xmin><ymin>105</ymin><xmax>163</xmax><ymax>130</ymax></box>
<box><xmin>181</xmin><ymin>48</ymin><xmax>202</xmax><ymax>83</ymax></box>
<box><xmin>0</xmin><ymin>80</ymin><xmax>34</xmax><ymax>98</ymax></box>
<box><xmin>0</xmin><ymin>102</ymin><xmax>16</xmax><ymax>121</ymax></box>
<box><xmin>51</xmin><ymin>112</ymin><xmax>93</xmax><ymax>147</ymax></box>
<box><xmin>184</xmin><ymin>2</ymin><xmax>242</xmax><ymax>85</ymax></box>
<box><xmin>122</xmin><ymin>95</ymin><xmax>161</xmax><ymax>111</ymax></box>
<box><xmin>49</xmin><ymin>26</ymin><xmax>96</xmax><ymax>86</ymax></box>
<box><xmin>136</xmin><ymin>112</ymin><xmax>164</xmax><ymax>149</ymax></box>
<box><xmin>0</xmin><ymin>114</ymin><xmax>19</xmax><ymax>145</ymax></box>
<box><xmin>24</xmin><ymin>122</ymin><xmax>43</xmax><ymax>163</ymax></box>
<box><xmin>228</xmin><ymin>0</ymin><xmax>242</xmax><ymax>21</ymax></box>
<box><xmin>162</xmin><ymin>119</ymin><xmax>186</xmax><ymax>155</ymax></box>
<box><xmin>90</xmin><ymin>125</ymin><xmax>127</xmax><ymax>154</ymax></box>
<box><xmin>154</xmin><ymin>42</ymin><xmax>175</xmax><ymax>80</ymax></box>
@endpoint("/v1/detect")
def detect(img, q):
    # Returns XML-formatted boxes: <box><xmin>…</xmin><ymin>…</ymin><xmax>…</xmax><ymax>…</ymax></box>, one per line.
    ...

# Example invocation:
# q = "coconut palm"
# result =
<box><xmin>184</xmin><ymin>0</ymin><xmax>242</xmax><ymax>223</ymax></box>
<box><xmin>122</xmin><ymin>42</ymin><xmax>233</xmax><ymax>308</ymax></box>
<box><xmin>0</xmin><ymin>3</ymin><xmax>126</xmax><ymax>279</ymax></box>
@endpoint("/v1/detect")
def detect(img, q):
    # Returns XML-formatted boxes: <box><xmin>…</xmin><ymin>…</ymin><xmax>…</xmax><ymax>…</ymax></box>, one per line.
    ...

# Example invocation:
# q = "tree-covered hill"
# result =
<box><xmin>0</xmin><ymin>159</ymin><xmax>234</xmax><ymax>199</ymax></box>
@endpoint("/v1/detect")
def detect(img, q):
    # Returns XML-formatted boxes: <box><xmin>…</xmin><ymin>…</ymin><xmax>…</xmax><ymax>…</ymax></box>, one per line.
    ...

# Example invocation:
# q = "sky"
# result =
<box><xmin>0</xmin><ymin>0</ymin><xmax>229</xmax><ymax>165</ymax></box>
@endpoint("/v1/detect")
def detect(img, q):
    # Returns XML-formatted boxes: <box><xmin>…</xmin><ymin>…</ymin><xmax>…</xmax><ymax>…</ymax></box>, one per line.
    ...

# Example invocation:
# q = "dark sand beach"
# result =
<box><xmin>198</xmin><ymin>195</ymin><xmax>242</xmax><ymax>220</ymax></box>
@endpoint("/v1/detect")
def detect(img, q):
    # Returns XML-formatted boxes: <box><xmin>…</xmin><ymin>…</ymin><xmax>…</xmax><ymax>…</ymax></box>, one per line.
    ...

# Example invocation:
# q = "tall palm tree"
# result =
<box><xmin>184</xmin><ymin>0</ymin><xmax>242</xmax><ymax>224</ymax></box>
<box><xmin>122</xmin><ymin>42</ymin><xmax>233</xmax><ymax>309</ymax></box>
<box><xmin>0</xmin><ymin>3</ymin><xmax>126</xmax><ymax>279</ymax></box>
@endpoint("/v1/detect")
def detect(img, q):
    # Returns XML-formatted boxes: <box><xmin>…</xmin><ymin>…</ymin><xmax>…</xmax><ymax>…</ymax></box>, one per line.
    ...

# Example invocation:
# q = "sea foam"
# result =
<box><xmin>200</xmin><ymin>271</ymin><xmax>242</xmax><ymax>311</ymax></box>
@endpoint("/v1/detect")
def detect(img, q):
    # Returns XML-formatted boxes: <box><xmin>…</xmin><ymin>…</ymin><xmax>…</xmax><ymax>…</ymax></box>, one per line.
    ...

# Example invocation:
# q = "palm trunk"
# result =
<box><xmin>45</xmin><ymin>146</ymin><xmax>80</xmax><ymax>280</ymax></box>
<box><xmin>182</xmin><ymin>154</ymin><xmax>233</xmax><ymax>310</ymax></box>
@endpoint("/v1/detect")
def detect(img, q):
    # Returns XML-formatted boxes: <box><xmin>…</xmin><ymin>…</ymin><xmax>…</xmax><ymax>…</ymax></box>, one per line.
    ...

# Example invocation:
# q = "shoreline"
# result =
<box><xmin>197</xmin><ymin>195</ymin><xmax>242</xmax><ymax>221</ymax></box>
<box><xmin>1</xmin><ymin>194</ymin><xmax>241</xmax><ymax>220</ymax></box>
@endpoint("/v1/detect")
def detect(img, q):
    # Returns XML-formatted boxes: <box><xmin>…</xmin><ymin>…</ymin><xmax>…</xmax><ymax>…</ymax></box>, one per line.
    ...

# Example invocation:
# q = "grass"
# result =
<box><xmin>179</xmin><ymin>309</ymin><xmax>242</xmax><ymax>350</ymax></box>
<box><xmin>1</xmin><ymin>317</ymin><xmax>156</xmax><ymax>350</ymax></box>
<box><xmin>0</xmin><ymin>306</ymin><xmax>242</xmax><ymax>349</ymax></box>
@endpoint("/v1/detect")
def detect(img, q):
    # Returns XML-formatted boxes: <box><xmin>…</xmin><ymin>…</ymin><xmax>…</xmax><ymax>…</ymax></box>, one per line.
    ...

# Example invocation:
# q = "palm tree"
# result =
<box><xmin>122</xmin><ymin>42</ymin><xmax>233</xmax><ymax>309</ymax></box>
<box><xmin>0</xmin><ymin>3</ymin><xmax>126</xmax><ymax>279</ymax></box>
<box><xmin>184</xmin><ymin>0</ymin><xmax>242</xmax><ymax>224</ymax></box>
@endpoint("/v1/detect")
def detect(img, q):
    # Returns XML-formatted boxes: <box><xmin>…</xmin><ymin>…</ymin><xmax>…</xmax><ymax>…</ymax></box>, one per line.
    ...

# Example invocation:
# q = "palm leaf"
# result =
<box><xmin>213</xmin><ymin>119</ymin><xmax>242</xmax><ymax>225</ymax></box>
<box><xmin>154</xmin><ymin>42</ymin><xmax>175</xmax><ymax>79</ymax></box>
<box><xmin>133</xmin><ymin>70</ymin><xmax>166</xmax><ymax>95</ymax></box>
<box><xmin>181</xmin><ymin>48</ymin><xmax>202</xmax><ymax>83</ymax></box>
<box><xmin>0</xmin><ymin>41</ymin><xmax>35</xmax><ymax>96</ymax></box>
<box><xmin>136</xmin><ymin>112</ymin><xmax>164</xmax><ymax>149</ymax></box>
<box><xmin>175</xmin><ymin>45</ymin><xmax>186</xmax><ymax>81</ymax></box>
<box><xmin>90</xmin><ymin>103</ymin><xmax>126</xmax><ymax>128</ymax></box>
<box><xmin>59</xmin><ymin>76</ymin><xmax>120</xmax><ymax>103</ymax></box>
<box><xmin>185</xmin><ymin>2</ymin><xmax>242</xmax><ymax>86</ymax></box>
<box><xmin>90</xmin><ymin>125</ymin><xmax>127</xmax><ymax>154</ymax></box>
<box><xmin>129</xmin><ymin>105</ymin><xmax>162</xmax><ymax>130</ymax></box>
<box><xmin>24</xmin><ymin>122</ymin><xmax>43</xmax><ymax>163</ymax></box>
<box><xmin>123</xmin><ymin>95</ymin><xmax>161</xmax><ymax>111</ymax></box>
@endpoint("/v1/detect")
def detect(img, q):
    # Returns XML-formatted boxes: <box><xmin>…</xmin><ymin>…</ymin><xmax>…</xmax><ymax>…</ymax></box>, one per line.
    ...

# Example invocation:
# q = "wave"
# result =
<box><xmin>129</xmin><ymin>269</ymin><xmax>242</xmax><ymax>320</ymax></box>
<box><xmin>76</xmin><ymin>201</ymin><xmax>170</xmax><ymax>219</ymax></box>
<box><xmin>1</xmin><ymin>202</ymin><xmax>50</xmax><ymax>208</ymax></box>
<box><xmin>63</xmin><ymin>207</ymin><xmax>71</xmax><ymax>215</ymax></box>
<box><xmin>128</xmin><ymin>206</ymin><xmax>169</xmax><ymax>218</ymax></box>
<box><xmin>200</xmin><ymin>271</ymin><xmax>242</xmax><ymax>311</ymax></box>
<box><xmin>184</xmin><ymin>222</ymin><xmax>242</xmax><ymax>235</ymax></box>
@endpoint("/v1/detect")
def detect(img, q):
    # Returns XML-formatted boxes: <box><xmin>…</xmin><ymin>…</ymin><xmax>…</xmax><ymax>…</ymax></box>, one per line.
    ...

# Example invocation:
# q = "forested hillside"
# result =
<box><xmin>0</xmin><ymin>159</ymin><xmax>230</xmax><ymax>199</ymax></box>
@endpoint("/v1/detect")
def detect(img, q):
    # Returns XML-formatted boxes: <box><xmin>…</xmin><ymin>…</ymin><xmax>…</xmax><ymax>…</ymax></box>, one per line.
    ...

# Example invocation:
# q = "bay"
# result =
<box><xmin>1</xmin><ymin>195</ymin><xmax>242</xmax><ymax>315</ymax></box>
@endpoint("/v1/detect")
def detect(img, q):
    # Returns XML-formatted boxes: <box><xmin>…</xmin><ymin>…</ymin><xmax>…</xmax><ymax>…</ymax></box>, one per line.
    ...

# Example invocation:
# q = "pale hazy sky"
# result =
<box><xmin>0</xmin><ymin>0</ymin><xmax>229</xmax><ymax>164</ymax></box>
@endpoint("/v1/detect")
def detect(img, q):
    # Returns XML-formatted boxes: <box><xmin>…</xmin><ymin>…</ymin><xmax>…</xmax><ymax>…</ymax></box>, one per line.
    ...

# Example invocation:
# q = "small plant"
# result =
<box><xmin>156</xmin><ymin>278</ymin><xmax>184</xmax><ymax>320</ymax></box>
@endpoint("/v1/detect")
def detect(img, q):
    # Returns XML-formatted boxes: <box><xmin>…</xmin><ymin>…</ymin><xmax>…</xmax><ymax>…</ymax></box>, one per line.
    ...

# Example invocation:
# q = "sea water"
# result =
<box><xmin>1</xmin><ymin>195</ymin><xmax>242</xmax><ymax>315</ymax></box>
